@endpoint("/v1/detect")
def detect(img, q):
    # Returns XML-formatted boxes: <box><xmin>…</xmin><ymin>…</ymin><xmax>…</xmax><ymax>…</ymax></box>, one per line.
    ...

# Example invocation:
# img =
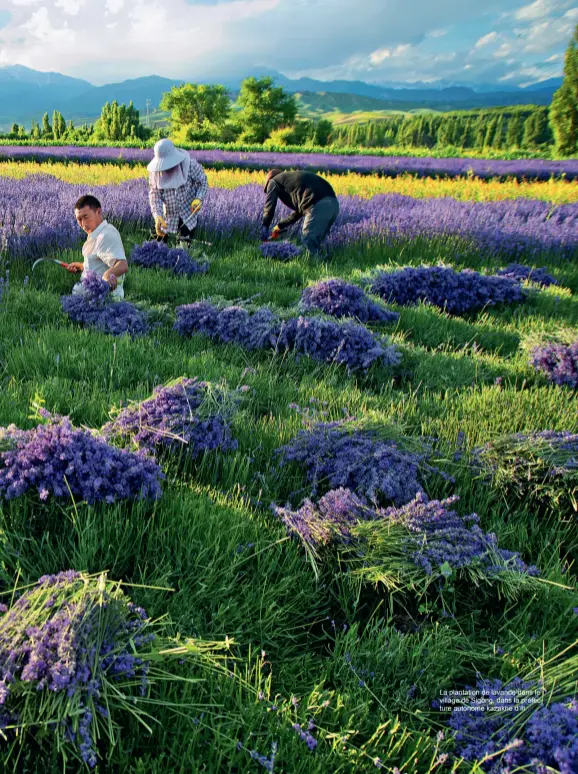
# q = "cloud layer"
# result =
<box><xmin>0</xmin><ymin>0</ymin><xmax>573</xmax><ymax>85</ymax></box>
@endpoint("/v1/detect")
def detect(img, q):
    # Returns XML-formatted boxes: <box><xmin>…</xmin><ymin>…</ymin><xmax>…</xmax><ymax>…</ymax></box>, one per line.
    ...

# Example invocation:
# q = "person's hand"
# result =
<box><xmin>103</xmin><ymin>271</ymin><xmax>118</xmax><ymax>290</ymax></box>
<box><xmin>155</xmin><ymin>216</ymin><xmax>168</xmax><ymax>236</ymax></box>
<box><xmin>66</xmin><ymin>262</ymin><xmax>84</xmax><ymax>273</ymax></box>
<box><xmin>270</xmin><ymin>226</ymin><xmax>282</xmax><ymax>241</ymax></box>
<box><xmin>190</xmin><ymin>198</ymin><xmax>202</xmax><ymax>215</ymax></box>
<box><xmin>260</xmin><ymin>226</ymin><xmax>269</xmax><ymax>241</ymax></box>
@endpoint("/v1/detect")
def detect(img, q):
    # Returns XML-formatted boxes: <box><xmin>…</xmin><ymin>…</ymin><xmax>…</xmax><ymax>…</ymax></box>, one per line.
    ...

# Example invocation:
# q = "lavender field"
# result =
<box><xmin>0</xmin><ymin>159</ymin><xmax>577</xmax><ymax>774</ymax></box>
<box><xmin>2</xmin><ymin>143</ymin><xmax>578</xmax><ymax>180</ymax></box>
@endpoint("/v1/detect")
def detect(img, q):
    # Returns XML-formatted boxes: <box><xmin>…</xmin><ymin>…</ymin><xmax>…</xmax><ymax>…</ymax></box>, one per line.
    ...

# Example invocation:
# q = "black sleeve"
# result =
<box><xmin>262</xmin><ymin>181</ymin><xmax>279</xmax><ymax>228</ymax></box>
<box><xmin>276</xmin><ymin>210</ymin><xmax>303</xmax><ymax>231</ymax></box>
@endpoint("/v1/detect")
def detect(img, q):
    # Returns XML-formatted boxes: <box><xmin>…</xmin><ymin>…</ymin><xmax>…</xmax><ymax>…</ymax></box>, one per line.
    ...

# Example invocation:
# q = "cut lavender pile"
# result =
<box><xmin>0</xmin><ymin>570</ymin><xmax>154</xmax><ymax>768</ymax></box>
<box><xmin>530</xmin><ymin>341</ymin><xmax>578</xmax><ymax>389</ymax></box>
<box><xmin>175</xmin><ymin>302</ymin><xmax>400</xmax><ymax>373</ymax></box>
<box><xmin>497</xmin><ymin>263</ymin><xmax>558</xmax><ymax>287</ymax></box>
<box><xmin>472</xmin><ymin>431</ymin><xmax>578</xmax><ymax>513</ymax></box>
<box><xmin>259</xmin><ymin>241</ymin><xmax>303</xmax><ymax>261</ymax></box>
<box><xmin>441</xmin><ymin>677</ymin><xmax>578</xmax><ymax>774</ymax></box>
<box><xmin>130</xmin><ymin>240</ymin><xmax>209</xmax><ymax>276</ymax></box>
<box><xmin>369</xmin><ymin>266</ymin><xmax>525</xmax><ymax>315</ymax></box>
<box><xmin>102</xmin><ymin>377</ymin><xmax>239</xmax><ymax>458</ymax></box>
<box><xmin>377</xmin><ymin>492</ymin><xmax>539</xmax><ymax>578</ymax></box>
<box><xmin>299</xmin><ymin>278</ymin><xmax>399</xmax><ymax>324</ymax></box>
<box><xmin>273</xmin><ymin>488</ymin><xmax>370</xmax><ymax>554</ymax></box>
<box><xmin>61</xmin><ymin>271</ymin><xmax>149</xmax><ymax>337</ymax></box>
<box><xmin>0</xmin><ymin>416</ymin><xmax>164</xmax><ymax>504</ymax></box>
<box><xmin>275</xmin><ymin>421</ymin><xmax>448</xmax><ymax>505</ymax></box>
<box><xmin>274</xmin><ymin>489</ymin><xmax>539</xmax><ymax>587</ymax></box>
<box><xmin>0</xmin><ymin>570</ymin><xmax>233</xmax><ymax>769</ymax></box>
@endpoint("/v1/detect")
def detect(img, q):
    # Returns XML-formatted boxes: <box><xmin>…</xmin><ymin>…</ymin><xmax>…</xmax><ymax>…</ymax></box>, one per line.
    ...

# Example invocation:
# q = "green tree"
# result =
<box><xmin>550</xmin><ymin>27</ymin><xmax>578</xmax><ymax>155</ymax></box>
<box><xmin>9</xmin><ymin>122</ymin><xmax>19</xmax><ymax>137</ymax></box>
<box><xmin>314</xmin><ymin>118</ymin><xmax>333</xmax><ymax>147</ymax></box>
<box><xmin>506</xmin><ymin>115</ymin><xmax>524</xmax><ymax>148</ymax></box>
<box><xmin>41</xmin><ymin>112</ymin><xmax>52</xmax><ymax>138</ymax></box>
<box><xmin>52</xmin><ymin>110</ymin><xmax>66</xmax><ymax>140</ymax></box>
<box><xmin>161</xmin><ymin>83</ymin><xmax>230</xmax><ymax>136</ymax></box>
<box><xmin>94</xmin><ymin>100</ymin><xmax>147</xmax><ymax>141</ymax></box>
<box><xmin>236</xmin><ymin>76</ymin><xmax>298</xmax><ymax>143</ymax></box>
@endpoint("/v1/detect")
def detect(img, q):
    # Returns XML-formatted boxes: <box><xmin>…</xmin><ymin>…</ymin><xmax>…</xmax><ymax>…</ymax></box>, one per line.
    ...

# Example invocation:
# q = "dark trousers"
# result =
<box><xmin>302</xmin><ymin>196</ymin><xmax>340</xmax><ymax>254</ymax></box>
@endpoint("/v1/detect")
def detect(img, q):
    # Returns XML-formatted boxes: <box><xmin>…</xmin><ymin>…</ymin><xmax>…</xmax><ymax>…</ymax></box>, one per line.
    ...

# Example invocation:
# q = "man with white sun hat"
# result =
<box><xmin>147</xmin><ymin>138</ymin><xmax>209</xmax><ymax>247</ymax></box>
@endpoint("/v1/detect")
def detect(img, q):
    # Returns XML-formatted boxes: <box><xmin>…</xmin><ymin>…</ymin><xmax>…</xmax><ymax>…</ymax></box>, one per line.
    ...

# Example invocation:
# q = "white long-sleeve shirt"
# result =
<box><xmin>148</xmin><ymin>158</ymin><xmax>209</xmax><ymax>233</ymax></box>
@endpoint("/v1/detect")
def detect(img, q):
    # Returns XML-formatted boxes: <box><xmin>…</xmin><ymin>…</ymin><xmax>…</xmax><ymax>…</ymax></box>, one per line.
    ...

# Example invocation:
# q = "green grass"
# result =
<box><xmin>0</xmin><ymin>228</ymin><xmax>577</xmax><ymax>773</ymax></box>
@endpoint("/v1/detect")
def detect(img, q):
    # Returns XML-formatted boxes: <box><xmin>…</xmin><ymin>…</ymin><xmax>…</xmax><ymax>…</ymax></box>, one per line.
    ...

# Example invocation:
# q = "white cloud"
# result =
<box><xmin>474</xmin><ymin>31</ymin><xmax>498</xmax><ymax>48</ymax></box>
<box><xmin>9</xmin><ymin>0</ymin><xmax>43</xmax><ymax>6</ymax></box>
<box><xmin>55</xmin><ymin>0</ymin><xmax>84</xmax><ymax>14</ymax></box>
<box><xmin>426</xmin><ymin>28</ymin><xmax>448</xmax><ymax>38</ymax></box>
<box><xmin>21</xmin><ymin>7</ymin><xmax>75</xmax><ymax>42</ymax></box>
<box><xmin>494</xmin><ymin>42</ymin><xmax>513</xmax><ymax>57</ymax></box>
<box><xmin>545</xmin><ymin>53</ymin><xmax>561</xmax><ymax>62</ymax></box>
<box><xmin>515</xmin><ymin>0</ymin><xmax>556</xmax><ymax>21</ymax></box>
<box><xmin>369</xmin><ymin>43</ymin><xmax>411</xmax><ymax>65</ymax></box>
<box><xmin>104</xmin><ymin>0</ymin><xmax>123</xmax><ymax>12</ymax></box>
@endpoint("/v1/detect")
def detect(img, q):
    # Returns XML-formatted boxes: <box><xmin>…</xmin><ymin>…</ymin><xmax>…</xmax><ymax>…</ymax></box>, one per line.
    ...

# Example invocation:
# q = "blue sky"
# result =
<box><xmin>0</xmin><ymin>0</ymin><xmax>575</xmax><ymax>86</ymax></box>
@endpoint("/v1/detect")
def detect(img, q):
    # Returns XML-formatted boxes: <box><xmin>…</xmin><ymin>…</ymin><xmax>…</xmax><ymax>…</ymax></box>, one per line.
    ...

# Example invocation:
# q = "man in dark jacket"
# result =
<box><xmin>260</xmin><ymin>168</ymin><xmax>340</xmax><ymax>254</ymax></box>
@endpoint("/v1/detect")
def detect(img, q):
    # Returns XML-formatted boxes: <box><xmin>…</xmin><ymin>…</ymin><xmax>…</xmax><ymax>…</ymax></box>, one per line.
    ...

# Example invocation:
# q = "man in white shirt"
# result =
<box><xmin>67</xmin><ymin>195</ymin><xmax>128</xmax><ymax>299</ymax></box>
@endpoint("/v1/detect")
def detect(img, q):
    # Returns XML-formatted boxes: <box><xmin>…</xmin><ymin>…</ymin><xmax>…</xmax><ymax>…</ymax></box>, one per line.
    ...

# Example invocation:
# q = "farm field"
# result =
<box><xmin>0</xmin><ymin>150</ymin><xmax>577</xmax><ymax>773</ymax></box>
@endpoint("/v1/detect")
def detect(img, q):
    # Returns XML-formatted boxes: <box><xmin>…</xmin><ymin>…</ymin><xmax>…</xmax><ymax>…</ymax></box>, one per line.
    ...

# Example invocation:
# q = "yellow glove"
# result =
<box><xmin>155</xmin><ymin>216</ymin><xmax>168</xmax><ymax>236</ymax></box>
<box><xmin>190</xmin><ymin>198</ymin><xmax>203</xmax><ymax>215</ymax></box>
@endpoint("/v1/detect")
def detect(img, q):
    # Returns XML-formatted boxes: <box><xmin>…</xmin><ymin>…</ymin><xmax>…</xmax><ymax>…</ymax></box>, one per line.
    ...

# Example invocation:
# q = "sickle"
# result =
<box><xmin>31</xmin><ymin>258</ymin><xmax>71</xmax><ymax>272</ymax></box>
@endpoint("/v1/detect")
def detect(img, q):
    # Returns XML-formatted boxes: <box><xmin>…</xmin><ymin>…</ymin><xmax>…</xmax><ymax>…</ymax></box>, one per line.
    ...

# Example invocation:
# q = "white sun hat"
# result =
<box><xmin>147</xmin><ymin>138</ymin><xmax>188</xmax><ymax>173</ymax></box>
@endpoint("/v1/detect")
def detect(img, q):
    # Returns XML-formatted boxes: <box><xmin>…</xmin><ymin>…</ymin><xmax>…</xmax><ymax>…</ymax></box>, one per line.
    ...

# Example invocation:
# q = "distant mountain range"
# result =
<box><xmin>0</xmin><ymin>64</ymin><xmax>562</xmax><ymax>129</ymax></box>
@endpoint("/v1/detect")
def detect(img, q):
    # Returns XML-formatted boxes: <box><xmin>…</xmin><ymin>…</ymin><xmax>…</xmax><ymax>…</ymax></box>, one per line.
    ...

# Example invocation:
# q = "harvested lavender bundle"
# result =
<box><xmin>300</xmin><ymin>278</ymin><xmax>399</xmax><ymax>323</ymax></box>
<box><xmin>275</xmin><ymin>421</ymin><xmax>446</xmax><ymax>505</ymax></box>
<box><xmin>274</xmin><ymin>489</ymin><xmax>540</xmax><ymax>595</ymax></box>
<box><xmin>369</xmin><ymin>265</ymin><xmax>525</xmax><ymax>315</ymax></box>
<box><xmin>61</xmin><ymin>271</ymin><xmax>149</xmax><ymax>337</ymax></box>
<box><xmin>496</xmin><ymin>263</ymin><xmax>558</xmax><ymax>287</ymax></box>
<box><xmin>472</xmin><ymin>430</ymin><xmax>578</xmax><ymax>514</ymax></box>
<box><xmin>440</xmin><ymin>677</ymin><xmax>578</xmax><ymax>774</ymax></box>
<box><xmin>102</xmin><ymin>377</ymin><xmax>240</xmax><ymax>457</ymax></box>
<box><xmin>530</xmin><ymin>341</ymin><xmax>578</xmax><ymax>389</ymax></box>
<box><xmin>260</xmin><ymin>241</ymin><xmax>303</xmax><ymax>261</ymax></box>
<box><xmin>175</xmin><ymin>302</ymin><xmax>400</xmax><ymax>373</ymax></box>
<box><xmin>0</xmin><ymin>416</ymin><xmax>164</xmax><ymax>504</ymax></box>
<box><xmin>0</xmin><ymin>570</ymin><xmax>233</xmax><ymax>769</ymax></box>
<box><xmin>130</xmin><ymin>240</ymin><xmax>209</xmax><ymax>276</ymax></box>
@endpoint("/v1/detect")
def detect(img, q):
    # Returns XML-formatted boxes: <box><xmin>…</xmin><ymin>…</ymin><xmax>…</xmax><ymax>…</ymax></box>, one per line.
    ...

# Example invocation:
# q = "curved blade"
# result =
<box><xmin>31</xmin><ymin>258</ymin><xmax>46</xmax><ymax>272</ymax></box>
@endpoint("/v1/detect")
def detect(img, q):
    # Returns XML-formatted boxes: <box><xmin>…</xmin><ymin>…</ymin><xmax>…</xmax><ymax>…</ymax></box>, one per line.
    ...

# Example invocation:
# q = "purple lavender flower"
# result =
<box><xmin>0</xmin><ymin>416</ymin><xmax>164</xmax><ymax>504</ymax></box>
<box><xmin>61</xmin><ymin>271</ymin><xmax>149</xmax><ymax>337</ymax></box>
<box><xmin>370</xmin><ymin>266</ymin><xmax>525</xmax><ymax>315</ymax></box>
<box><xmin>380</xmin><ymin>492</ymin><xmax>539</xmax><ymax>578</ymax></box>
<box><xmin>275</xmin><ymin>422</ymin><xmax>441</xmax><ymax>505</ymax></box>
<box><xmin>175</xmin><ymin>302</ymin><xmax>400</xmax><ymax>373</ymax></box>
<box><xmin>530</xmin><ymin>341</ymin><xmax>578</xmax><ymax>389</ymax></box>
<box><xmin>444</xmin><ymin>677</ymin><xmax>578</xmax><ymax>773</ymax></box>
<box><xmin>0</xmin><ymin>571</ymin><xmax>155</xmax><ymax>768</ymax></box>
<box><xmin>101</xmin><ymin>377</ymin><xmax>239</xmax><ymax>457</ymax></box>
<box><xmin>300</xmin><ymin>279</ymin><xmax>399</xmax><ymax>324</ymax></box>
<box><xmin>260</xmin><ymin>240</ymin><xmax>303</xmax><ymax>261</ymax></box>
<box><xmin>130</xmin><ymin>240</ymin><xmax>209</xmax><ymax>276</ymax></box>
<box><xmin>496</xmin><ymin>264</ymin><xmax>558</xmax><ymax>287</ymax></box>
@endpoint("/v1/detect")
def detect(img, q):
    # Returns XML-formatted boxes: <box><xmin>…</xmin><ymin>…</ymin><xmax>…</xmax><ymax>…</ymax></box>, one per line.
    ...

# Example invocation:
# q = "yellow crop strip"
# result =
<box><xmin>1</xmin><ymin>160</ymin><xmax>577</xmax><ymax>204</ymax></box>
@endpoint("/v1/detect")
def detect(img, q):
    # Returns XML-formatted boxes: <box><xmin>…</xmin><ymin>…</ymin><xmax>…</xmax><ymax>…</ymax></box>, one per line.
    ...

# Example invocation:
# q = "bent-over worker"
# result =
<box><xmin>260</xmin><ymin>168</ymin><xmax>340</xmax><ymax>255</ymax></box>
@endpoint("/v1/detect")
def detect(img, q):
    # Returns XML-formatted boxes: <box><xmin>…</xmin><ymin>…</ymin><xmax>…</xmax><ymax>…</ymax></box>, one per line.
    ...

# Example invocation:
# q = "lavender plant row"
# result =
<box><xmin>174</xmin><ymin>302</ymin><xmax>400</xmax><ymax>373</ymax></box>
<box><xmin>1</xmin><ymin>176</ymin><xmax>577</xmax><ymax>260</ymax></box>
<box><xmin>1</xmin><ymin>144</ymin><xmax>578</xmax><ymax>181</ymax></box>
